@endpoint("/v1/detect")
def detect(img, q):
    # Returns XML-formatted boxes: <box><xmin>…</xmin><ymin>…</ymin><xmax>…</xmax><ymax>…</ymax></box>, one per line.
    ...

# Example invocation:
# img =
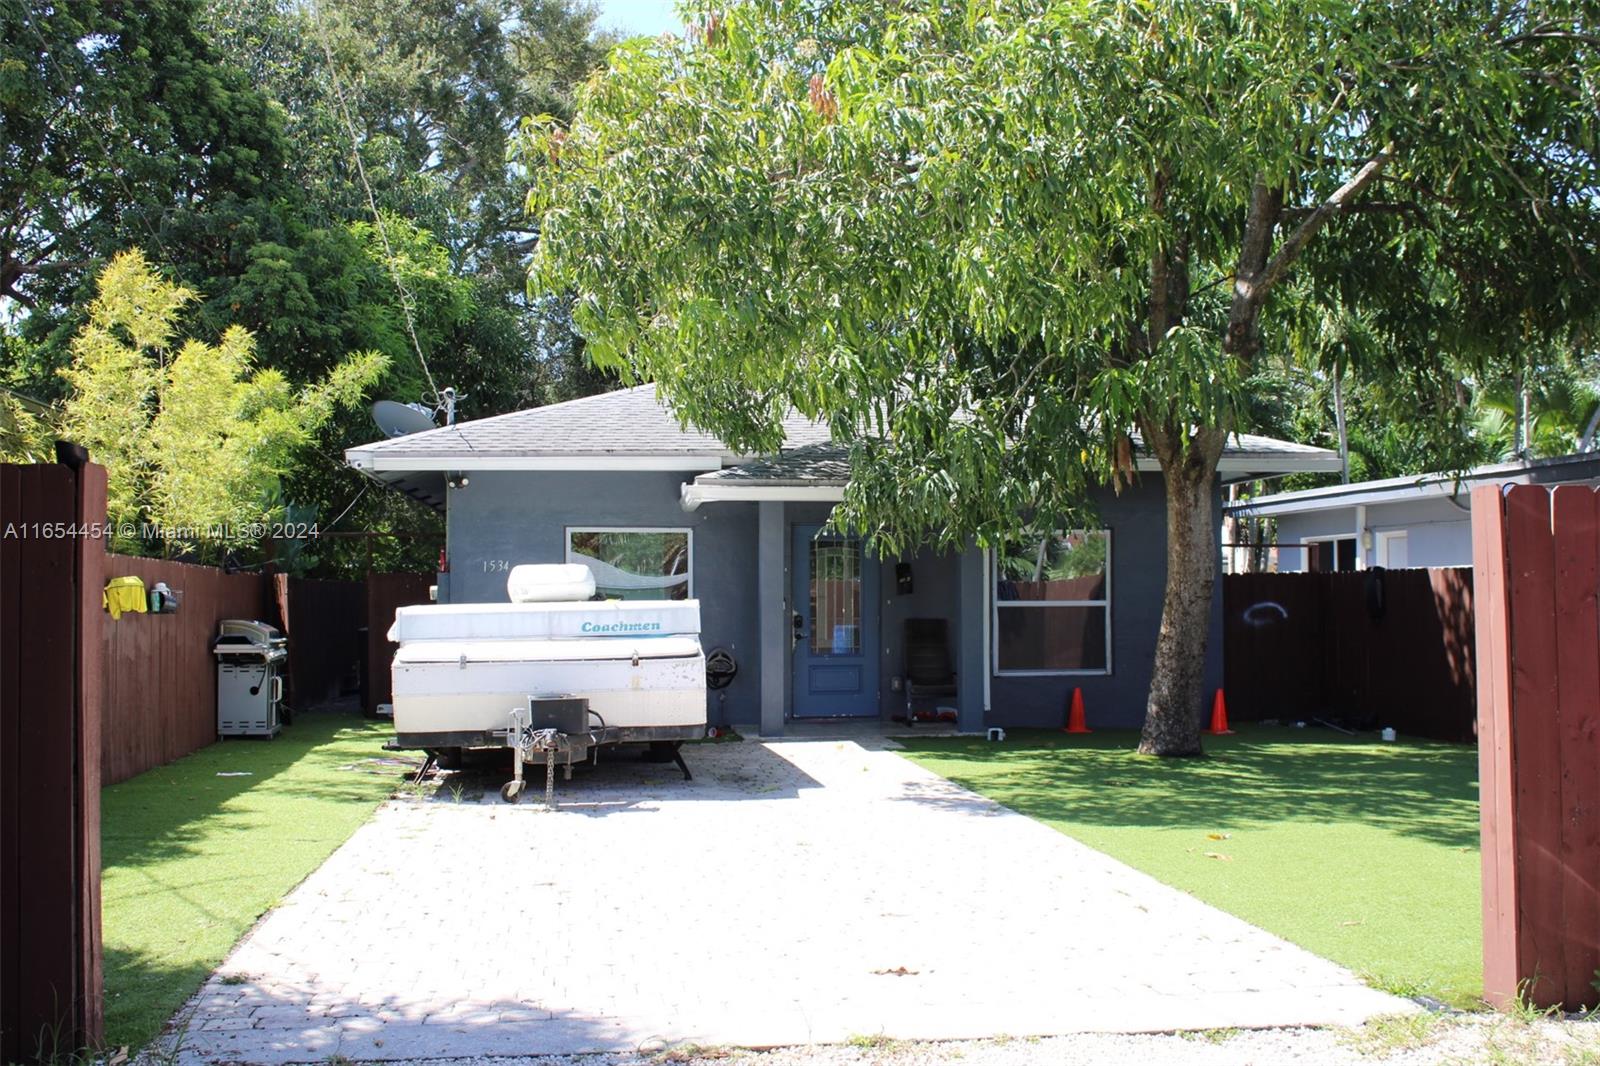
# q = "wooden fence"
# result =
<box><xmin>1473</xmin><ymin>483</ymin><xmax>1600</xmax><ymax>1010</ymax></box>
<box><xmin>273</xmin><ymin>574</ymin><xmax>365</xmax><ymax>711</ymax></box>
<box><xmin>101</xmin><ymin>556</ymin><xmax>271</xmax><ymax>786</ymax></box>
<box><xmin>1223</xmin><ymin>567</ymin><xmax>1477</xmax><ymax>742</ymax></box>
<box><xmin>1</xmin><ymin>459</ymin><xmax>105</xmax><ymax>1059</ymax></box>
<box><xmin>1</xmin><ymin>452</ymin><xmax>436</xmax><ymax>1059</ymax></box>
<box><xmin>363</xmin><ymin>572</ymin><xmax>433</xmax><ymax>714</ymax></box>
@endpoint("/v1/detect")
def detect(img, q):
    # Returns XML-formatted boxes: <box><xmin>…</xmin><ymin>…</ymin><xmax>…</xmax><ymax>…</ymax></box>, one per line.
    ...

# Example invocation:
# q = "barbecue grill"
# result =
<box><xmin>212</xmin><ymin>620</ymin><xmax>287</xmax><ymax>738</ymax></box>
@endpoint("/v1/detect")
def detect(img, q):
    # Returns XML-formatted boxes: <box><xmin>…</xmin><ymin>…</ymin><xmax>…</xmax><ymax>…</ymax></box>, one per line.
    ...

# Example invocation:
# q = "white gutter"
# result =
<box><xmin>681</xmin><ymin>483</ymin><xmax>846</xmax><ymax>510</ymax></box>
<box><xmin>346</xmin><ymin>452</ymin><xmax>725</xmax><ymax>473</ymax></box>
<box><xmin>1231</xmin><ymin>478</ymin><xmax>1482</xmax><ymax>518</ymax></box>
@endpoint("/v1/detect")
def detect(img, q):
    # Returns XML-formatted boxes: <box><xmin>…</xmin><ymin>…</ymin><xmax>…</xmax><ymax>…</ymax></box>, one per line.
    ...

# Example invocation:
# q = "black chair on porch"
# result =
<box><xmin>903</xmin><ymin>617</ymin><xmax>957</xmax><ymax>725</ymax></box>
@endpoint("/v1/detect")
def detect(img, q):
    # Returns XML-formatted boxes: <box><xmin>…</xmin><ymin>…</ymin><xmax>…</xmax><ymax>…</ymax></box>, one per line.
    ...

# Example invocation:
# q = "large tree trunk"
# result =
<box><xmin>1138</xmin><ymin>428</ymin><xmax>1224</xmax><ymax>757</ymax></box>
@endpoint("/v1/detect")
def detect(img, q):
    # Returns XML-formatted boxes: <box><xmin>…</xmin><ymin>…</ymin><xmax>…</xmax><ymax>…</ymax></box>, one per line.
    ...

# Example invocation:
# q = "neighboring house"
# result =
<box><xmin>1230</xmin><ymin>452</ymin><xmax>1600</xmax><ymax>572</ymax></box>
<box><xmin>346</xmin><ymin>384</ymin><xmax>1338</xmax><ymax>734</ymax></box>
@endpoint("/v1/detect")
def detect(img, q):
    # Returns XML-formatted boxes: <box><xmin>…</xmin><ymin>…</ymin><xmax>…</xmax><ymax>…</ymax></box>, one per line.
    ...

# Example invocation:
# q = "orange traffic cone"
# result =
<box><xmin>1063</xmin><ymin>687</ymin><xmax>1092</xmax><ymax>733</ymax></box>
<box><xmin>1207</xmin><ymin>689</ymin><xmax>1235</xmax><ymax>735</ymax></box>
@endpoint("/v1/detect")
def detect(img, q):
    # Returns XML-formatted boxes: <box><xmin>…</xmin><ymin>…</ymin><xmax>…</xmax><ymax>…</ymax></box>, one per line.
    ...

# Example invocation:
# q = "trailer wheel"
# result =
<box><xmin>500</xmin><ymin>780</ymin><xmax>523</xmax><ymax>804</ymax></box>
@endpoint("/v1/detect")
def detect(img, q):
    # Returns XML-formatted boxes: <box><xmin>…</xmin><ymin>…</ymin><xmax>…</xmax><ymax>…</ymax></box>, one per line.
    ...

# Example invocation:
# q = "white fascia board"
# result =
<box><xmin>1134</xmin><ymin>454</ymin><xmax>1345</xmax><ymax>474</ymax></box>
<box><xmin>1231</xmin><ymin>480</ymin><xmax>1475</xmax><ymax>517</ymax></box>
<box><xmin>346</xmin><ymin>452</ymin><xmax>725</xmax><ymax>473</ymax></box>
<box><xmin>681</xmin><ymin>483</ymin><xmax>845</xmax><ymax>510</ymax></box>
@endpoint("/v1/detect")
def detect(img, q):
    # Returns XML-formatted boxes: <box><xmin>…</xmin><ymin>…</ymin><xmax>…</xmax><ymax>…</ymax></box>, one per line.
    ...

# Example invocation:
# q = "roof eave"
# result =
<box><xmin>681</xmin><ymin>483</ymin><xmax>846</xmax><ymax>511</ymax></box>
<box><xmin>1135</xmin><ymin>454</ymin><xmax>1346</xmax><ymax>478</ymax></box>
<box><xmin>345</xmin><ymin>451</ymin><xmax>725</xmax><ymax>473</ymax></box>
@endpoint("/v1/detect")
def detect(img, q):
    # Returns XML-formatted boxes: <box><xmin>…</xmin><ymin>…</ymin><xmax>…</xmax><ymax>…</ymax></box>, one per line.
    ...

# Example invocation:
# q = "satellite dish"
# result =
<box><xmin>371</xmin><ymin>400</ymin><xmax>437</xmax><ymax>438</ymax></box>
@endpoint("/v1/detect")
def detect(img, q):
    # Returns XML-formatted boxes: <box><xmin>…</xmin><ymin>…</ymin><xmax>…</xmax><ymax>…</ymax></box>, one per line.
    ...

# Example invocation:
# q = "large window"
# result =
<box><xmin>566</xmin><ymin>528</ymin><xmax>692</xmax><ymax>600</ymax></box>
<box><xmin>1304</xmin><ymin>536</ymin><xmax>1357</xmax><ymax>573</ymax></box>
<box><xmin>993</xmin><ymin>529</ymin><xmax>1111</xmax><ymax>674</ymax></box>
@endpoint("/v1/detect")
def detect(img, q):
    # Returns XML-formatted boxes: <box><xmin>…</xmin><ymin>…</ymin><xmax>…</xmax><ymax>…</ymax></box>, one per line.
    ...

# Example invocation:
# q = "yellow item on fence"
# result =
<box><xmin>103</xmin><ymin>575</ymin><xmax>148</xmax><ymax>620</ymax></box>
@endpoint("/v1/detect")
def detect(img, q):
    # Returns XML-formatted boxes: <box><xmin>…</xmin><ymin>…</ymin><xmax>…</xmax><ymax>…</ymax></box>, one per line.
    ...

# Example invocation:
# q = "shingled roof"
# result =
<box><xmin>346</xmin><ymin>383</ymin><xmax>1341</xmax><ymax>511</ymax></box>
<box><xmin>346</xmin><ymin>383</ymin><xmax>828</xmax><ymax>466</ymax></box>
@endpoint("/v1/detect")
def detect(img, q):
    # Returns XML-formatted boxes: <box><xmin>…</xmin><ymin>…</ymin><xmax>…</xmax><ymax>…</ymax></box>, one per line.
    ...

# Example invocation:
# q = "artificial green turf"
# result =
<box><xmin>899</xmin><ymin>725</ymin><xmax>1482</xmax><ymax>1007</ymax></box>
<box><xmin>100</xmin><ymin>712</ymin><xmax>403</xmax><ymax>1050</ymax></box>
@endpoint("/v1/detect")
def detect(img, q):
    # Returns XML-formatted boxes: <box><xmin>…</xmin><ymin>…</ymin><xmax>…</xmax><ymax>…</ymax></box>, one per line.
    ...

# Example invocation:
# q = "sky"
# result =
<box><xmin>592</xmin><ymin>0</ymin><xmax>684</xmax><ymax>38</ymax></box>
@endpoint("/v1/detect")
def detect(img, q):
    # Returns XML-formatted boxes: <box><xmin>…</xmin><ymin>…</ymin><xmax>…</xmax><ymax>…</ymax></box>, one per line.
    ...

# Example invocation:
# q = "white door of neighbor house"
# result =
<box><xmin>790</xmin><ymin>524</ymin><xmax>879</xmax><ymax>718</ymax></box>
<box><xmin>1377</xmin><ymin>531</ymin><xmax>1409</xmax><ymax>569</ymax></box>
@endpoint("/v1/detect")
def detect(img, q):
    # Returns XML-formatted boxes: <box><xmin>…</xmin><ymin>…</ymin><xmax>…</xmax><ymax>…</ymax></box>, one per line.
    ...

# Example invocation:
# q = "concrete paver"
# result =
<box><xmin>171</xmin><ymin>737</ymin><xmax>1410</xmax><ymax>1063</ymax></box>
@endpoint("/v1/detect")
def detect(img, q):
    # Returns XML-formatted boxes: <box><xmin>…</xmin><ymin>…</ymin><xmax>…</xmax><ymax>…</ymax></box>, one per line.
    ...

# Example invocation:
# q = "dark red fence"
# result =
<box><xmin>1474</xmin><ymin>483</ymin><xmax>1600</xmax><ymax>1011</ymax></box>
<box><xmin>363</xmin><ymin>572</ymin><xmax>433</xmax><ymax>714</ymax></box>
<box><xmin>1223</xmin><ymin>567</ymin><xmax>1477</xmax><ymax>742</ymax></box>
<box><xmin>274</xmin><ymin>574</ymin><xmax>364</xmax><ymax>711</ymax></box>
<box><xmin>101</xmin><ymin>556</ymin><xmax>271</xmax><ymax>786</ymax></box>
<box><xmin>1</xmin><ymin>460</ymin><xmax>105</xmax><ymax>1059</ymax></box>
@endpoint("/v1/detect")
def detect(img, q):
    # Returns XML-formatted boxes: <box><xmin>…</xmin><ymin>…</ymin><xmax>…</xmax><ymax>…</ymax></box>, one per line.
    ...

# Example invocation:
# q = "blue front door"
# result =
<box><xmin>791</xmin><ymin>524</ymin><xmax>879</xmax><ymax>718</ymax></box>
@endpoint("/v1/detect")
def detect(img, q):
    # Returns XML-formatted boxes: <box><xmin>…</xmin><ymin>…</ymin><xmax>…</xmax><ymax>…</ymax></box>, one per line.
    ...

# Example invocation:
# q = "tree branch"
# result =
<box><xmin>1500</xmin><ymin>30</ymin><xmax>1600</xmax><ymax>48</ymax></box>
<box><xmin>1280</xmin><ymin>201</ymin><xmax>1418</xmax><ymax>220</ymax></box>
<box><xmin>1258</xmin><ymin>145</ymin><xmax>1393</xmax><ymax>294</ymax></box>
<box><xmin>1222</xmin><ymin>179</ymin><xmax>1283</xmax><ymax>361</ymax></box>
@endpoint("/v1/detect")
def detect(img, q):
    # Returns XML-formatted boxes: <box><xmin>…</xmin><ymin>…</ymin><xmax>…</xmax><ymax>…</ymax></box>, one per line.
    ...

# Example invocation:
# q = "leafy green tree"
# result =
<box><xmin>60</xmin><ymin>251</ymin><xmax>387</xmax><ymax>557</ymax></box>
<box><xmin>0</xmin><ymin>0</ymin><xmax>285</xmax><ymax>354</ymax></box>
<box><xmin>528</xmin><ymin>0</ymin><xmax>1599</xmax><ymax>754</ymax></box>
<box><xmin>0</xmin><ymin>387</ymin><xmax>53</xmax><ymax>463</ymax></box>
<box><xmin>1468</xmin><ymin>351</ymin><xmax>1600</xmax><ymax>461</ymax></box>
<box><xmin>184</xmin><ymin>0</ymin><xmax>620</xmax><ymax>570</ymax></box>
<box><xmin>201</xmin><ymin>0</ymin><xmax>613</xmax><ymax>342</ymax></box>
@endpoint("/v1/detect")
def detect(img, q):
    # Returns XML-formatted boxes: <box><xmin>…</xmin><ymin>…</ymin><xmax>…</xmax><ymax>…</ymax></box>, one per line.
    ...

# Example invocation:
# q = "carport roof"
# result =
<box><xmin>1227</xmin><ymin>450</ymin><xmax>1600</xmax><ymax>518</ymax></box>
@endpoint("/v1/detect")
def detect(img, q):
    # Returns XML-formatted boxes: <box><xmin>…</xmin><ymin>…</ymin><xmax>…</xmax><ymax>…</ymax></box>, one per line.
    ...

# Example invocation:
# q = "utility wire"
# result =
<box><xmin>306</xmin><ymin>0</ymin><xmax>442</xmax><ymax>407</ymax></box>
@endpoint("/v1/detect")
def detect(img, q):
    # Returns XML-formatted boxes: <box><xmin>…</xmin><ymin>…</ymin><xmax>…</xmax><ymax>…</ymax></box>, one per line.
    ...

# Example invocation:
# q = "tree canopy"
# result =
<box><xmin>2</xmin><ymin>0</ymin><xmax>620</xmax><ymax>574</ymax></box>
<box><xmin>61</xmin><ymin>251</ymin><xmax>386</xmax><ymax>557</ymax></box>
<box><xmin>528</xmin><ymin>0</ymin><xmax>1599</xmax><ymax>752</ymax></box>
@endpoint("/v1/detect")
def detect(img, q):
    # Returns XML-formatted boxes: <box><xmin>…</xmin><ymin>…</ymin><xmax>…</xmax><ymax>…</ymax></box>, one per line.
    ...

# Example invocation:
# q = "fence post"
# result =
<box><xmin>0</xmin><ymin>458</ymin><xmax>107</xmax><ymax>1061</ymax></box>
<box><xmin>1473</xmin><ymin>483</ymin><xmax>1600</xmax><ymax>1010</ymax></box>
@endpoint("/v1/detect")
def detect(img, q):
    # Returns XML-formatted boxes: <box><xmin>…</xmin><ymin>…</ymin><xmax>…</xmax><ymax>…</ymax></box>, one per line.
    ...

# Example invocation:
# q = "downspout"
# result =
<box><xmin>1355</xmin><ymin>503</ymin><xmax>1368</xmax><ymax>570</ymax></box>
<box><xmin>982</xmin><ymin>546</ymin><xmax>992</xmax><ymax>716</ymax></box>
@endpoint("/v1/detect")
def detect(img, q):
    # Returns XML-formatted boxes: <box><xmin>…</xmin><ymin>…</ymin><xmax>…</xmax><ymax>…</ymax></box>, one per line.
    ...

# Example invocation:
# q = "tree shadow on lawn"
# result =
<box><xmin>101</xmin><ymin>711</ymin><xmax>408</xmax><ymax>869</ymax></box>
<box><xmin>898</xmin><ymin>725</ymin><xmax>1479</xmax><ymax>850</ymax></box>
<box><xmin>100</xmin><ymin>712</ymin><xmax>408</xmax><ymax>1049</ymax></box>
<box><xmin>101</xmin><ymin>942</ymin><xmax>214</xmax><ymax>1053</ymax></box>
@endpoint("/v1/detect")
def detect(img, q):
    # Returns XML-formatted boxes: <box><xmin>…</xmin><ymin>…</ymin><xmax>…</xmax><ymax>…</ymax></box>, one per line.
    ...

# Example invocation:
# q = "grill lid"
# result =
<box><xmin>213</xmin><ymin>619</ymin><xmax>287</xmax><ymax>653</ymax></box>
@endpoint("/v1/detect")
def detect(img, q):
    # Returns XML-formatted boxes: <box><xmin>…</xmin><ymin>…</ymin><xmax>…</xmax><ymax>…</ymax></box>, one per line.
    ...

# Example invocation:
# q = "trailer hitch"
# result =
<box><xmin>501</xmin><ymin>710</ymin><xmax>574</xmax><ymax>809</ymax></box>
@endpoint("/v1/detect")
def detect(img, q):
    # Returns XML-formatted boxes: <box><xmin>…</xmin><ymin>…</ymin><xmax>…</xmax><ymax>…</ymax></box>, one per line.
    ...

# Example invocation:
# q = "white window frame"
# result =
<box><xmin>564</xmin><ymin>526</ymin><xmax>695</xmax><ymax>599</ymax></box>
<box><xmin>991</xmin><ymin>529</ymin><xmax>1113</xmax><ymax>677</ymax></box>
<box><xmin>1375</xmin><ymin>530</ymin><xmax>1409</xmax><ymax>569</ymax></box>
<box><xmin>1301</xmin><ymin>534</ymin><xmax>1359</xmax><ymax>573</ymax></box>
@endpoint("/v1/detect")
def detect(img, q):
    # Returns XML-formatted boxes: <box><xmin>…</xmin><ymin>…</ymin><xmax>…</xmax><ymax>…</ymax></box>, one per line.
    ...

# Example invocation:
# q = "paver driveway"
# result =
<box><xmin>177</xmin><ymin>737</ymin><xmax>1408</xmax><ymax>1063</ymax></box>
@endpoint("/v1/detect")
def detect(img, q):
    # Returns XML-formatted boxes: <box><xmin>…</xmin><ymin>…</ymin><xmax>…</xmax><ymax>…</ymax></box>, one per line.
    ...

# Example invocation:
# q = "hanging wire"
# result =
<box><xmin>306</xmin><ymin>0</ymin><xmax>442</xmax><ymax>407</ymax></box>
<box><xmin>321</xmin><ymin>481</ymin><xmax>369</xmax><ymax>533</ymax></box>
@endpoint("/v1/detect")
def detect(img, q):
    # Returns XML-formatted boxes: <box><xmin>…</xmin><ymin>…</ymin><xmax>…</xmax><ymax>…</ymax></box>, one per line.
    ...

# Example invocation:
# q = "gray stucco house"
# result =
<box><xmin>347</xmin><ymin>384</ymin><xmax>1338</xmax><ymax>734</ymax></box>
<box><xmin>1230</xmin><ymin>452</ymin><xmax>1600</xmax><ymax>572</ymax></box>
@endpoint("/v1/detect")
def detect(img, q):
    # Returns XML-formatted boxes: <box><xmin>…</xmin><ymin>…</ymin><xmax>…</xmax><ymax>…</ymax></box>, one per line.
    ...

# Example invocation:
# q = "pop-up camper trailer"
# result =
<box><xmin>387</xmin><ymin>564</ymin><xmax>706</xmax><ymax>802</ymax></box>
